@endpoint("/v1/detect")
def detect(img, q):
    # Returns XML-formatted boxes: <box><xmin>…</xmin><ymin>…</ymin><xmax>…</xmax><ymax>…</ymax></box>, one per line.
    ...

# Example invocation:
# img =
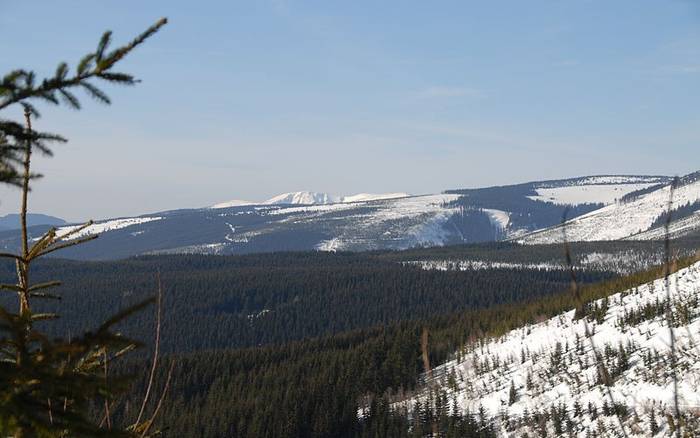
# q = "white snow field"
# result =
<box><xmin>482</xmin><ymin>208</ymin><xmax>511</xmax><ymax>230</ymax></box>
<box><xmin>340</xmin><ymin>193</ymin><xmax>409</xmax><ymax>203</ymax></box>
<box><xmin>519</xmin><ymin>179</ymin><xmax>700</xmax><ymax>244</ymax></box>
<box><xmin>210</xmin><ymin>199</ymin><xmax>255</xmax><ymax>209</ymax></box>
<box><xmin>402</xmin><ymin>260</ymin><xmax>700</xmax><ymax>437</ymax></box>
<box><xmin>263</xmin><ymin>191</ymin><xmax>339</xmax><ymax>205</ymax></box>
<box><xmin>314</xmin><ymin>194</ymin><xmax>461</xmax><ymax>251</ymax></box>
<box><xmin>211</xmin><ymin>191</ymin><xmax>410</xmax><ymax>208</ymax></box>
<box><xmin>527</xmin><ymin>183</ymin><xmax>659</xmax><ymax>206</ymax></box>
<box><xmin>54</xmin><ymin>217</ymin><xmax>163</xmax><ymax>240</ymax></box>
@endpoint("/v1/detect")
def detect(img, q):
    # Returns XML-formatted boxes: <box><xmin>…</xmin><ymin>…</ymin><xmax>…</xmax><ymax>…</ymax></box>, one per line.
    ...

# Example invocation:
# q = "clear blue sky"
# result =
<box><xmin>1</xmin><ymin>0</ymin><xmax>699</xmax><ymax>221</ymax></box>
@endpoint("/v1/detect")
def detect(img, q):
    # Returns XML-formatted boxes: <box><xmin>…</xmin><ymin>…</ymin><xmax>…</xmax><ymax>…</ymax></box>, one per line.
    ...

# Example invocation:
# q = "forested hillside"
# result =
<box><xmin>1</xmin><ymin>239</ymin><xmax>695</xmax><ymax>436</ymax></box>
<box><xmin>110</xmin><ymin>250</ymin><xmax>698</xmax><ymax>437</ymax></box>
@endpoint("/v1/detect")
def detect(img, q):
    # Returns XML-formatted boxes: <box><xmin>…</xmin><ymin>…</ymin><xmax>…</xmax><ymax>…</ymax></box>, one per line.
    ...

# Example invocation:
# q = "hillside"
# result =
<box><xmin>0</xmin><ymin>175</ymin><xmax>668</xmax><ymax>260</ymax></box>
<box><xmin>519</xmin><ymin>172</ymin><xmax>700</xmax><ymax>244</ymax></box>
<box><xmin>0</xmin><ymin>213</ymin><xmax>65</xmax><ymax>231</ymax></box>
<box><xmin>403</xmin><ymin>259</ymin><xmax>700</xmax><ymax>437</ymax></box>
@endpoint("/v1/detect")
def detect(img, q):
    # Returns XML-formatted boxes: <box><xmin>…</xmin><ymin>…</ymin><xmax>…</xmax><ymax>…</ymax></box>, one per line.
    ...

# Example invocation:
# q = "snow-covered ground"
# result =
<box><xmin>315</xmin><ymin>194</ymin><xmax>461</xmax><ymax>252</ymax></box>
<box><xmin>403</xmin><ymin>261</ymin><xmax>700</xmax><ymax>436</ymax></box>
<box><xmin>539</xmin><ymin>176</ymin><xmax>668</xmax><ymax>187</ymax></box>
<box><xmin>210</xmin><ymin>199</ymin><xmax>255</xmax><ymax>209</ymax></box>
<box><xmin>212</xmin><ymin>191</ymin><xmax>411</xmax><ymax>208</ymax></box>
<box><xmin>630</xmin><ymin>212</ymin><xmax>700</xmax><ymax>241</ymax></box>
<box><xmin>55</xmin><ymin>217</ymin><xmax>163</xmax><ymax>240</ymax></box>
<box><xmin>405</xmin><ymin>249</ymin><xmax>672</xmax><ymax>275</ymax></box>
<box><xmin>519</xmin><ymin>179</ymin><xmax>700</xmax><ymax>244</ymax></box>
<box><xmin>264</xmin><ymin>191</ymin><xmax>339</xmax><ymax>205</ymax></box>
<box><xmin>258</xmin><ymin>202</ymin><xmax>358</xmax><ymax>217</ymax></box>
<box><xmin>483</xmin><ymin>209</ymin><xmax>511</xmax><ymax>230</ymax></box>
<box><xmin>340</xmin><ymin>193</ymin><xmax>409</xmax><ymax>203</ymax></box>
<box><xmin>528</xmin><ymin>183</ymin><xmax>658</xmax><ymax>206</ymax></box>
<box><xmin>405</xmin><ymin>259</ymin><xmax>563</xmax><ymax>271</ymax></box>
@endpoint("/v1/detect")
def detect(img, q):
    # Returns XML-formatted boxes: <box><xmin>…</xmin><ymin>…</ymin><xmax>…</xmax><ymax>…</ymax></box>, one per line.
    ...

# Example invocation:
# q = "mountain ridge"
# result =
<box><xmin>0</xmin><ymin>173</ymin><xmax>681</xmax><ymax>260</ymax></box>
<box><xmin>517</xmin><ymin>171</ymin><xmax>700</xmax><ymax>244</ymax></box>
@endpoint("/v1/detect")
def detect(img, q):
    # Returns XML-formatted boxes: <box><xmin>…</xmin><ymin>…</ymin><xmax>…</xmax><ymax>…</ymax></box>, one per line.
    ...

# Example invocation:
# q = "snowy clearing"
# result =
<box><xmin>528</xmin><ymin>183</ymin><xmax>658</xmax><ymax>206</ymax></box>
<box><xmin>55</xmin><ymin>217</ymin><xmax>163</xmax><ymax>240</ymax></box>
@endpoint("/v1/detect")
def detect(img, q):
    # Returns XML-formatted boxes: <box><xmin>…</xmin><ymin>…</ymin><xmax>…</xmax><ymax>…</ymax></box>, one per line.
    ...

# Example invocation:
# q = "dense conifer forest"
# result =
<box><xmin>0</xmin><ymin>247</ymin><xmax>616</xmax><ymax>353</ymax></box>
<box><xmin>2</xmin><ymin>239</ymin><xmax>696</xmax><ymax>436</ymax></box>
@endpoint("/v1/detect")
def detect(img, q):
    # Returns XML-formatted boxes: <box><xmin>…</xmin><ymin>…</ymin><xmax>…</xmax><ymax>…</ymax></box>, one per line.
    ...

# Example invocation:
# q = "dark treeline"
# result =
<box><xmin>649</xmin><ymin>199</ymin><xmax>700</xmax><ymax>230</ymax></box>
<box><xmin>446</xmin><ymin>183</ymin><xmax>603</xmax><ymax>231</ymax></box>
<box><xmin>0</xmin><ymin>251</ymin><xmax>613</xmax><ymax>353</ymax></box>
<box><xmin>378</xmin><ymin>238</ymin><xmax>700</xmax><ymax>264</ymax></box>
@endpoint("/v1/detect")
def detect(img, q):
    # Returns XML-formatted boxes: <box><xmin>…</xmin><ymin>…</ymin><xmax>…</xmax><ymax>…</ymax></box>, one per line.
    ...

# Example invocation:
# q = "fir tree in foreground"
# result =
<box><xmin>0</xmin><ymin>18</ymin><xmax>169</xmax><ymax>437</ymax></box>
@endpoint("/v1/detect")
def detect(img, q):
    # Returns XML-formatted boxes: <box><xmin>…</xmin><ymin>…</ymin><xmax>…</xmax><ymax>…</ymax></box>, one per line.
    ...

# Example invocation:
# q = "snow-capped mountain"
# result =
<box><xmin>403</xmin><ymin>260</ymin><xmax>700</xmax><ymax>436</ymax></box>
<box><xmin>518</xmin><ymin>172</ymin><xmax>700</xmax><ymax>244</ymax></box>
<box><xmin>263</xmin><ymin>191</ymin><xmax>339</xmax><ymax>205</ymax></box>
<box><xmin>0</xmin><ymin>174</ymin><xmax>683</xmax><ymax>261</ymax></box>
<box><xmin>211</xmin><ymin>191</ymin><xmax>410</xmax><ymax>208</ymax></box>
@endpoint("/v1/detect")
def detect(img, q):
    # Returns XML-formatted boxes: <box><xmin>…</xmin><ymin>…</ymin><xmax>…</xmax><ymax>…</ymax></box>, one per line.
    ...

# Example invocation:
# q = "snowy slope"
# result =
<box><xmin>313</xmin><ymin>194</ymin><xmax>461</xmax><ymax>251</ymax></box>
<box><xmin>519</xmin><ymin>177</ymin><xmax>700</xmax><ymax>244</ymax></box>
<box><xmin>404</xmin><ymin>261</ymin><xmax>700</xmax><ymax>436</ymax></box>
<box><xmin>210</xmin><ymin>199</ymin><xmax>255</xmax><ymax>209</ymax></box>
<box><xmin>53</xmin><ymin>217</ymin><xmax>163</xmax><ymax>240</ymax></box>
<box><xmin>340</xmin><ymin>193</ymin><xmax>409</xmax><ymax>203</ymax></box>
<box><xmin>211</xmin><ymin>192</ymin><xmax>410</xmax><ymax>208</ymax></box>
<box><xmin>264</xmin><ymin>191</ymin><xmax>339</xmax><ymax>205</ymax></box>
<box><xmin>482</xmin><ymin>209</ymin><xmax>510</xmax><ymax>230</ymax></box>
<box><xmin>528</xmin><ymin>175</ymin><xmax>668</xmax><ymax>206</ymax></box>
<box><xmin>527</xmin><ymin>183</ymin><xmax>659</xmax><ymax>206</ymax></box>
<box><xmin>1</xmin><ymin>174</ymin><xmax>681</xmax><ymax>260</ymax></box>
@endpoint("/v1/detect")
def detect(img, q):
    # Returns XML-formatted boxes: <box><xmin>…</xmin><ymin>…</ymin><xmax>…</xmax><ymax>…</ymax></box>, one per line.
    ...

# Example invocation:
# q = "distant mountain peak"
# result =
<box><xmin>210</xmin><ymin>199</ymin><xmax>255</xmax><ymax>209</ymax></box>
<box><xmin>0</xmin><ymin>213</ymin><xmax>66</xmax><ymax>231</ymax></box>
<box><xmin>264</xmin><ymin>191</ymin><xmax>339</xmax><ymax>205</ymax></box>
<box><xmin>212</xmin><ymin>191</ymin><xmax>412</xmax><ymax>208</ymax></box>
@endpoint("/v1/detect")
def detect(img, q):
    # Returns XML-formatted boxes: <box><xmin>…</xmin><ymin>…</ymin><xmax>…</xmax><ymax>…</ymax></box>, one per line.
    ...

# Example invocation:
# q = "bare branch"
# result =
<box><xmin>135</xmin><ymin>273</ymin><xmax>164</xmax><ymax>427</ymax></box>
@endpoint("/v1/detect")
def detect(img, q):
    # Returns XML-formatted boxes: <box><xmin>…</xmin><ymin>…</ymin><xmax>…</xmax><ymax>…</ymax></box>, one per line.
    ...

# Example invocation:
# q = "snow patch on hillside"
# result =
<box><xmin>628</xmin><ymin>212</ymin><xmax>700</xmax><ymax>241</ymax></box>
<box><xmin>261</xmin><ymin>203</ymin><xmax>357</xmax><ymax>217</ymax></box>
<box><xmin>528</xmin><ymin>183</ymin><xmax>658</xmax><ymax>206</ymax></box>
<box><xmin>483</xmin><ymin>209</ymin><xmax>510</xmax><ymax>230</ymax></box>
<box><xmin>519</xmin><ymin>179</ymin><xmax>700</xmax><ymax>244</ymax></box>
<box><xmin>315</xmin><ymin>194</ymin><xmax>461</xmax><ymax>252</ymax></box>
<box><xmin>341</xmin><ymin>193</ymin><xmax>409</xmax><ymax>203</ymax></box>
<box><xmin>542</xmin><ymin>176</ymin><xmax>668</xmax><ymax>186</ymax></box>
<box><xmin>210</xmin><ymin>199</ymin><xmax>255</xmax><ymax>209</ymax></box>
<box><xmin>405</xmin><ymin>259</ymin><xmax>563</xmax><ymax>271</ymax></box>
<box><xmin>56</xmin><ymin>217</ymin><xmax>163</xmax><ymax>240</ymax></box>
<box><xmin>403</xmin><ymin>261</ymin><xmax>700</xmax><ymax>436</ymax></box>
<box><xmin>264</xmin><ymin>191</ymin><xmax>339</xmax><ymax>205</ymax></box>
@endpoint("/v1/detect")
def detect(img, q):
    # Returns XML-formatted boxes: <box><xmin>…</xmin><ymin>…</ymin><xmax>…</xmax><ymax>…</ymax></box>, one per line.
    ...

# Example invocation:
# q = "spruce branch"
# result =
<box><xmin>0</xmin><ymin>17</ymin><xmax>169</xmax><ymax>436</ymax></box>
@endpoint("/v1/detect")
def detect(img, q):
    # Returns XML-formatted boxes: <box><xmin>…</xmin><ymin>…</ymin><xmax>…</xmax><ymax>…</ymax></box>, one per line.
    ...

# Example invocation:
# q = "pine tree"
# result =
<box><xmin>508</xmin><ymin>380</ymin><xmax>517</xmax><ymax>405</ymax></box>
<box><xmin>0</xmin><ymin>18</ymin><xmax>168</xmax><ymax>437</ymax></box>
<box><xmin>650</xmin><ymin>407</ymin><xmax>659</xmax><ymax>436</ymax></box>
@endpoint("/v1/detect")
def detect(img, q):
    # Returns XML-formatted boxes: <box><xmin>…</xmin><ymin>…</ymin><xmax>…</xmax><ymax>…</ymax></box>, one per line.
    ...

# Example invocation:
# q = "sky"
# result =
<box><xmin>0</xmin><ymin>0</ymin><xmax>699</xmax><ymax>221</ymax></box>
